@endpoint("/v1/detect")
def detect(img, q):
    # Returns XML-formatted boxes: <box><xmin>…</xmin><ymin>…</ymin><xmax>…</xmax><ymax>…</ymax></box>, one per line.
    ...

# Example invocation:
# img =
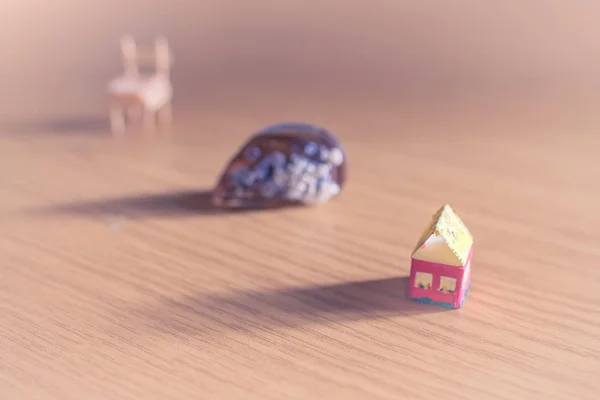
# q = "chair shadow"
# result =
<box><xmin>29</xmin><ymin>189</ymin><xmax>300</xmax><ymax>219</ymax></box>
<box><xmin>130</xmin><ymin>277</ymin><xmax>451</xmax><ymax>339</ymax></box>
<box><xmin>0</xmin><ymin>115</ymin><xmax>110</xmax><ymax>135</ymax></box>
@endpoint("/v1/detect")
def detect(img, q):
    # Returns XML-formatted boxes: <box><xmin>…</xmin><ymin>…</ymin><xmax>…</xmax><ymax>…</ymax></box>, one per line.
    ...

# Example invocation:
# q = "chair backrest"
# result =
<box><xmin>120</xmin><ymin>35</ymin><xmax>172</xmax><ymax>78</ymax></box>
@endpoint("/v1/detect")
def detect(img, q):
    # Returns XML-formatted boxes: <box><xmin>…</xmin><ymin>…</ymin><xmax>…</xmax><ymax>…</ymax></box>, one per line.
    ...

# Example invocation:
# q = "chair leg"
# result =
<box><xmin>158</xmin><ymin>102</ymin><xmax>172</xmax><ymax>126</ymax></box>
<box><xmin>142</xmin><ymin>108</ymin><xmax>156</xmax><ymax>133</ymax></box>
<box><xmin>110</xmin><ymin>104</ymin><xmax>125</xmax><ymax>134</ymax></box>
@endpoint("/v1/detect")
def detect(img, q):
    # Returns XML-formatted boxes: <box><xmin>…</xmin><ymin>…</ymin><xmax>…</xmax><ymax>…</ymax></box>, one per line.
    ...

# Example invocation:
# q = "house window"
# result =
<box><xmin>415</xmin><ymin>272</ymin><xmax>432</xmax><ymax>290</ymax></box>
<box><xmin>439</xmin><ymin>276</ymin><xmax>456</xmax><ymax>294</ymax></box>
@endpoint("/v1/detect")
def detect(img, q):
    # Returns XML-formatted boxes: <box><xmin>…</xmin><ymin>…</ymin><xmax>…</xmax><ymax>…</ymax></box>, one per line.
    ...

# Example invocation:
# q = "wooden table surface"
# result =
<box><xmin>2</xmin><ymin>2</ymin><xmax>600</xmax><ymax>399</ymax></box>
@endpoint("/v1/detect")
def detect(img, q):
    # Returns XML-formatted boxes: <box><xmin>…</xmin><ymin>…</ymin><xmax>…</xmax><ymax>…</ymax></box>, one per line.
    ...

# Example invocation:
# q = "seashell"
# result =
<box><xmin>212</xmin><ymin>122</ymin><xmax>347</xmax><ymax>208</ymax></box>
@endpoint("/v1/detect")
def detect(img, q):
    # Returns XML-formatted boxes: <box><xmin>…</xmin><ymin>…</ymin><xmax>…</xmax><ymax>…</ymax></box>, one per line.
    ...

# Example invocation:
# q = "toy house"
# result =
<box><xmin>108</xmin><ymin>35</ymin><xmax>173</xmax><ymax>134</ymax></box>
<box><xmin>408</xmin><ymin>204</ymin><xmax>473</xmax><ymax>309</ymax></box>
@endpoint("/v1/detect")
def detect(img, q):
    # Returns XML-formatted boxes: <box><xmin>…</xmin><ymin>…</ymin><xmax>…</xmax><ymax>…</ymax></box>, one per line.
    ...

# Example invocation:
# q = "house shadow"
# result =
<box><xmin>28</xmin><ymin>189</ymin><xmax>301</xmax><ymax>219</ymax></box>
<box><xmin>130</xmin><ymin>277</ymin><xmax>450</xmax><ymax>339</ymax></box>
<box><xmin>0</xmin><ymin>115</ymin><xmax>110</xmax><ymax>136</ymax></box>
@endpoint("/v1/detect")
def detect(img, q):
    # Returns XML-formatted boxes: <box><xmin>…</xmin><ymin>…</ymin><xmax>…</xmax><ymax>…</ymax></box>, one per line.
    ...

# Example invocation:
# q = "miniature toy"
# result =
<box><xmin>407</xmin><ymin>204</ymin><xmax>473</xmax><ymax>309</ymax></box>
<box><xmin>212</xmin><ymin>122</ymin><xmax>347</xmax><ymax>208</ymax></box>
<box><xmin>107</xmin><ymin>35</ymin><xmax>173</xmax><ymax>134</ymax></box>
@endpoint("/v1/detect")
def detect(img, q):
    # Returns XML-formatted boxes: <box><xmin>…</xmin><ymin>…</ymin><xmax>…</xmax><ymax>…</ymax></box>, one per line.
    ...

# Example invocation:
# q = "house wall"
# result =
<box><xmin>408</xmin><ymin>247</ymin><xmax>473</xmax><ymax>308</ymax></box>
<box><xmin>457</xmin><ymin>250</ymin><xmax>473</xmax><ymax>305</ymax></box>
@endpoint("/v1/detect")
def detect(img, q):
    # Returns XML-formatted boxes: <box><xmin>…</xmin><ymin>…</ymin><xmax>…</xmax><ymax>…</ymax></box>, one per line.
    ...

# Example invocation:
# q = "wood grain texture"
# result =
<box><xmin>2</xmin><ymin>2</ymin><xmax>600</xmax><ymax>399</ymax></box>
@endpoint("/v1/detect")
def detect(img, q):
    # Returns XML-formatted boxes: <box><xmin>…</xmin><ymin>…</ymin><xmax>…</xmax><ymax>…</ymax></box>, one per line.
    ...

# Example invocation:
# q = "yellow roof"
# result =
<box><xmin>411</xmin><ymin>204</ymin><xmax>473</xmax><ymax>267</ymax></box>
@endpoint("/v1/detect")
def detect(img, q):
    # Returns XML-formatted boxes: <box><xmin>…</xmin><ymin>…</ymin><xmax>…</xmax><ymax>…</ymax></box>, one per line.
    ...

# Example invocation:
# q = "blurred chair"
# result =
<box><xmin>108</xmin><ymin>35</ymin><xmax>173</xmax><ymax>134</ymax></box>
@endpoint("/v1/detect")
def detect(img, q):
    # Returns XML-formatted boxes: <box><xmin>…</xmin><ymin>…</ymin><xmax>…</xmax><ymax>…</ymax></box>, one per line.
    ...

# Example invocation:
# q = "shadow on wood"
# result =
<box><xmin>126</xmin><ymin>277</ymin><xmax>449</xmax><ymax>339</ymax></box>
<box><xmin>0</xmin><ymin>115</ymin><xmax>110</xmax><ymax>135</ymax></box>
<box><xmin>29</xmin><ymin>189</ymin><xmax>301</xmax><ymax>219</ymax></box>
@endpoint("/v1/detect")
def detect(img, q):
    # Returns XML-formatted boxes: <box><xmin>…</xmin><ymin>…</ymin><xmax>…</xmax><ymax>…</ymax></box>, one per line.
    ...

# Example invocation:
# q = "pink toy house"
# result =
<box><xmin>407</xmin><ymin>204</ymin><xmax>473</xmax><ymax>309</ymax></box>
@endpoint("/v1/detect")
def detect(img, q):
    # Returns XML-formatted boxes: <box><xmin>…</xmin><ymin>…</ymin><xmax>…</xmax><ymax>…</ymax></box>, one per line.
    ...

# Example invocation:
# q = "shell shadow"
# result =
<box><xmin>27</xmin><ymin>189</ymin><xmax>302</xmax><ymax>219</ymax></box>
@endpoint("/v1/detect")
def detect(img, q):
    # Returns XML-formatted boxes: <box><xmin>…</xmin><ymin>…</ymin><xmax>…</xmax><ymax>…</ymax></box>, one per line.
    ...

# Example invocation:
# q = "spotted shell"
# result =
<box><xmin>212</xmin><ymin>122</ymin><xmax>347</xmax><ymax>208</ymax></box>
